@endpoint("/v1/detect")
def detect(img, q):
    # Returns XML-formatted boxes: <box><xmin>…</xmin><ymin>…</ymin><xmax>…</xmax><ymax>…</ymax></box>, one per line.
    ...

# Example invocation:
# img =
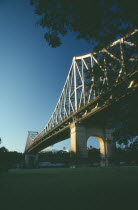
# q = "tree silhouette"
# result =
<box><xmin>30</xmin><ymin>0</ymin><xmax>137</xmax><ymax>48</ymax></box>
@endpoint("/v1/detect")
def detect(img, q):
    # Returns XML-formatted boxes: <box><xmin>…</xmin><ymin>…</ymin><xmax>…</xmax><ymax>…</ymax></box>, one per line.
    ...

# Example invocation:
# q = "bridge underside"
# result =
<box><xmin>26</xmin><ymin>70</ymin><xmax>138</xmax><ymax>155</ymax></box>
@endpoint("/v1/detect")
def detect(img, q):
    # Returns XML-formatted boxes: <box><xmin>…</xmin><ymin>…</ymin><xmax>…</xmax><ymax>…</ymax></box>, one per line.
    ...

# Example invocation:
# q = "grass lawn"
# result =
<box><xmin>0</xmin><ymin>167</ymin><xmax>138</xmax><ymax>210</ymax></box>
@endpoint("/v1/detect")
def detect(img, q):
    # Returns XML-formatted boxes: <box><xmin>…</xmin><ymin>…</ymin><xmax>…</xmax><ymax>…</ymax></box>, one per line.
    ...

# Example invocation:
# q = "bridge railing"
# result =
<box><xmin>28</xmin><ymin>29</ymin><xmax>138</xmax><ymax>147</ymax></box>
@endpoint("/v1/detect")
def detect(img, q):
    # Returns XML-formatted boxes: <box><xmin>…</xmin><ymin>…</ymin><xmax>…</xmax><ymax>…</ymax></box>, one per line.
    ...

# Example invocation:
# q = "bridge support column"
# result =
<box><xmin>100</xmin><ymin>139</ymin><xmax>113</xmax><ymax>167</ymax></box>
<box><xmin>103</xmin><ymin>128</ymin><xmax>116</xmax><ymax>167</ymax></box>
<box><xmin>70</xmin><ymin>123</ymin><xmax>115</xmax><ymax>167</ymax></box>
<box><xmin>24</xmin><ymin>154</ymin><xmax>39</xmax><ymax>168</ymax></box>
<box><xmin>70</xmin><ymin>123</ymin><xmax>87</xmax><ymax>159</ymax></box>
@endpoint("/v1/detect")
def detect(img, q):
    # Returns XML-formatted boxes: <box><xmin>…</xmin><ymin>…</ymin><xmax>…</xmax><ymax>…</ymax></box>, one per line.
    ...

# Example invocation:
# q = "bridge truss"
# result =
<box><xmin>25</xmin><ymin>29</ymin><xmax>138</xmax><ymax>152</ymax></box>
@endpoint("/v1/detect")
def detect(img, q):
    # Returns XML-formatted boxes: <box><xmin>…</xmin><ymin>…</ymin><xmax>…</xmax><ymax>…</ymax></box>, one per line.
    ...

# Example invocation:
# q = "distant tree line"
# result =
<box><xmin>112</xmin><ymin>145</ymin><xmax>138</xmax><ymax>165</ymax></box>
<box><xmin>39</xmin><ymin>146</ymin><xmax>138</xmax><ymax>166</ymax></box>
<box><xmin>0</xmin><ymin>139</ymin><xmax>23</xmax><ymax>172</ymax></box>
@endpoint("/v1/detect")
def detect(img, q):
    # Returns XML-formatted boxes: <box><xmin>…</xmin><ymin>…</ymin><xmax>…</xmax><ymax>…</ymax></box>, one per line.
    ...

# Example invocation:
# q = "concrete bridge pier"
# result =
<box><xmin>70</xmin><ymin>123</ymin><xmax>88</xmax><ymax>159</ymax></box>
<box><xmin>70</xmin><ymin>123</ymin><xmax>115</xmax><ymax>167</ymax></box>
<box><xmin>24</xmin><ymin>153</ymin><xmax>39</xmax><ymax>168</ymax></box>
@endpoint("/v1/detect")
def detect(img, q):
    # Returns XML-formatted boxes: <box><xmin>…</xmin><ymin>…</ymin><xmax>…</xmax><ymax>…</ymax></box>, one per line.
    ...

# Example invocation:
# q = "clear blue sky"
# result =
<box><xmin>0</xmin><ymin>0</ymin><xmax>99</xmax><ymax>152</ymax></box>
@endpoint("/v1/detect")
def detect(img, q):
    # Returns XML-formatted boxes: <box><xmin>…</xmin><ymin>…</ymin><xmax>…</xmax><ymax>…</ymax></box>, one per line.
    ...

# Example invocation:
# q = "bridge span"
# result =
<box><xmin>25</xmin><ymin>29</ymin><xmax>138</xmax><ymax>166</ymax></box>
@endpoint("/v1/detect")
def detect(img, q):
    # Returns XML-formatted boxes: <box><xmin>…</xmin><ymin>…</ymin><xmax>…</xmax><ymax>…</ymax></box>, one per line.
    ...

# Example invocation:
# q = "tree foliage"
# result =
<box><xmin>112</xmin><ymin>89</ymin><xmax>138</xmax><ymax>147</ymax></box>
<box><xmin>30</xmin><ymin>0</ymin><xmax>138</xmax><ymax>48</ymax></box>
<box><xmin>0</xmin><ymin>139</ymin><xmax>23</xmax><ymax>172</ymax></box>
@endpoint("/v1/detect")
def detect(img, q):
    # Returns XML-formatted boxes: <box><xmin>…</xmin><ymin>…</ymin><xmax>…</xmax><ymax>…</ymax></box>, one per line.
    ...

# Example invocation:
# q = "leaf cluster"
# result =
<box><xmin>30</xmin><ymin>0</ymin><xmax>138</xmax><ymax>48</ymax></box>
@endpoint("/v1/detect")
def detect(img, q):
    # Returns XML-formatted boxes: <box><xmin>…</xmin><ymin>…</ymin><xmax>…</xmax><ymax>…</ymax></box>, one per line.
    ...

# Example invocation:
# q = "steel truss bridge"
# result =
<box><xmin>25</xmin><ymin>29</ymin><xmax>138</xmax><ymax>153</ymax></box>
